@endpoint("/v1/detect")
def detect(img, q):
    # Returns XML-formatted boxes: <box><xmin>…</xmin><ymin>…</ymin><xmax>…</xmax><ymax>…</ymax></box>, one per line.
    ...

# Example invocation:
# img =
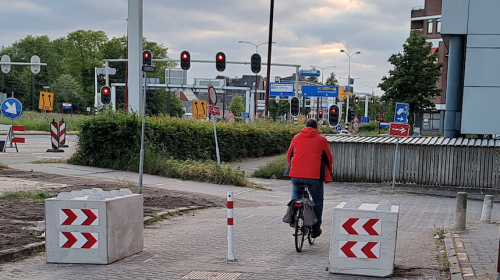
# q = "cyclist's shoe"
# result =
<box><xmin>290</xmin><ymin>223</ymin><xmax>295</xmax><ymax>228</ymax></box>
<box><xmin>310</xmin><ymin>229</ymin><xmax>322</xmax><ymax>238</ymax></box>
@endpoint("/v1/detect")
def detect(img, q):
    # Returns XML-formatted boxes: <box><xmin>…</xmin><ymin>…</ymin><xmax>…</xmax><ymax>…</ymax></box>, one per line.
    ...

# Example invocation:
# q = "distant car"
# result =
<box><xmin>182</xmin><ymin>113</ymin><xmax>193</xmax><ymax>119</ymax></box>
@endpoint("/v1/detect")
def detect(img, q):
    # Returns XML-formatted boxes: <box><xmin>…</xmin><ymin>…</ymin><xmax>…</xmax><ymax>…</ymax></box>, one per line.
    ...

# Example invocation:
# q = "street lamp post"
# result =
<box><xmin>310</xmin><ymin>65</ymin><xmax>336</xmax><ymax>121</ymax></box>
<box><xmin>340</xmin><ymin>50</ymin><xmax>361</xmax><ymax>126</ymax></box>
<box><xmin>364</xmin><ymin>85</ymin><xmax>377</xmax><ymax>118</ymax></box>
<box><xmin>238</xmin><ymin>41</ymin><xmax>276</xmax><ymax>119</ymax></box>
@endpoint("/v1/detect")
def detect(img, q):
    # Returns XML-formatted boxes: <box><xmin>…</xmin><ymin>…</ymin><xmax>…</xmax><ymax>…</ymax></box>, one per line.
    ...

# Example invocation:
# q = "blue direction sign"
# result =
<box><xmin>361</xmin><ymin>116</ymin><xmax>370</xmax><ymax>124</ymax></box>
<box><xmin>1</xmin><ymin>98</ymin><xmax>23</xmax><ymax>120</ymax></box>
<box><xmin>302</xmin><ymin>85</ymin><xmax>338</xmax><ymax>98</ymax></box>
<box><xmin>241</xmin><ymin>112</ymin><xmax>250</xmax><ymax>120</ymax></box>
<box><xmin>270</xmin><ymin>82</ymin><xmax>295</xmax><ymax>97</ymax></box>
<box><xmin>394</xmin><ymin>102</ymin><xmax>409</xmax><ymax>124</ymax></box>
<box><xmin>334</xmin><ymin>124</ymin><xmax>342</xmax><ymax>132</ymax></box>
<box><xmin>299</xmin><ymin>70</ymin><xmax>321</xmax><ymax>77</ymax></box>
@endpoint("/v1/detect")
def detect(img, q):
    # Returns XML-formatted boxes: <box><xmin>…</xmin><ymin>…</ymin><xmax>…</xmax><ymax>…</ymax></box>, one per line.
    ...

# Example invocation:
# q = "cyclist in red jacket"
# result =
<box><xmin>284</xmin><ymin>119</ymin><xmax>333</xmax><ymax>238</ymax></box>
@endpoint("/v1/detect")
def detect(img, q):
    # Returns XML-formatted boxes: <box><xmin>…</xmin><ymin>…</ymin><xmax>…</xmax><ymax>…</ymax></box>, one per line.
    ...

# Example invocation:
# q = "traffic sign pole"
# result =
<box><xmin>392</xmin><ymin>138</ymin><xmax>400</xmax><ymax>190</ymax></box>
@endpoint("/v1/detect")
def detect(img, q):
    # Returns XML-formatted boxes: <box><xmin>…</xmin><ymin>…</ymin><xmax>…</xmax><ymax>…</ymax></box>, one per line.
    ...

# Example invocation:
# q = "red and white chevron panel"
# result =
<box><xmin>50</xmin><ymin>121</ymin><xmax>59</xmax><ymax>149</ymax></box>
<box><xmin>60</xmin><ymin>209</ymin><xmax>99</xmax><ymax>226</ymax></box>
<box><xmin>339</xmin><ymin>241</ymin><xmax>380</xmax><ymax>259</ymax></box>
<box><xmin>59</xmin><ymin>121</ymin><xmax>66</xmax><ymax>145</ymax></box>
<box><xmin>59</xmin><ymin>232</ymin><xmax>98</xmax><ymax>249</ymax></box>
<box><xmin>340</xmin><ymin>218</ymin><xmax>381</xmax><ymax>236</ymax></box>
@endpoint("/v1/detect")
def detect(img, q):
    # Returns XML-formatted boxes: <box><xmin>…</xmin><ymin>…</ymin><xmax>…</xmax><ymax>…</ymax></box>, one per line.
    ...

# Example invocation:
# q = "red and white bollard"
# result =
<box><xmin>46</xmin><ymin>119</ymin><xmax>64</xmax><ymax>153</ymax></box>
<box><xmin>59</xmin><ymin>119</ymin><xmax>69</xmax><ymax>148</ymax></box>
<box><xmin>227</xmin><ymin>191</ymin><xmax>235</xmax><ymax>261</ymax></box>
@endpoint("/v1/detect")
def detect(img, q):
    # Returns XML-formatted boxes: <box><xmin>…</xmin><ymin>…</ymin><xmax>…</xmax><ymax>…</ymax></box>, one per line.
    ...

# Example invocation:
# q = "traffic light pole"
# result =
<box><xmin>138</xmin><ymin>71</ymin><xmax>147</xmax><ymax>194</ymax></box>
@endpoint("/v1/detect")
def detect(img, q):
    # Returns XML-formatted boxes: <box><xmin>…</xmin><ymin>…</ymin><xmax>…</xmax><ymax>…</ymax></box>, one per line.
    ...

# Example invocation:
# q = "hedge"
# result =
<box><xmin>70</xmin><ymin>111</ymin><xmax>335</xmax><ymax>168</ymax></box>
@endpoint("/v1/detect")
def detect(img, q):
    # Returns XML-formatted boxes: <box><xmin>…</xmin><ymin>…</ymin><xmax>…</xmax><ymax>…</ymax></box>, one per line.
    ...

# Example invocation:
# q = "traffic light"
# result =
<box><xmin>216</xmin><ymin>52</ymin><xmax>226</xmax><ymax>72</ymax></box>
<box><xmin>251</xmin><ymin>53</ymin><xmax>261</xmax><ymax>73</ymax></box>
<box><xmin>142</xmin><ymin>50</ymin><xmax>152</xmax><ymax>66</ymax></box>
<box><xmin>318</xmin><ymin>110</ymin><xmax>323</xmax><ymax>120</ymax></box>
<box><xmin>328</xmin><ymin>105</ymin><xmax>340</xmax><ymax>126</ymax></box>
<box><xmin>100</xmin><ymin>85</ymin><xmax>111</xmax><ymax>105</ymax></box>
<box><xmin>290</xmin><ymin>97</ymin><xmax>300</xmax><ymax>117</ymax></box>
<box><xmin>370</xmin><ymin>98</ymin><xmax>374</xmax><ymax>105</ymax></box>
<box><xmin>180</xmin><ymin>51</ymin><xmax>190</xmax><ymax>70</ymax></box>
<box><xmin>354</xmin><ymin>96</ymin><xmax>360</xmax><ymax>105</ymax></box>
<box><xmin>348</xmin><ymin>107</ymin><xmax>355</xmax><ymax>122</ymax></box>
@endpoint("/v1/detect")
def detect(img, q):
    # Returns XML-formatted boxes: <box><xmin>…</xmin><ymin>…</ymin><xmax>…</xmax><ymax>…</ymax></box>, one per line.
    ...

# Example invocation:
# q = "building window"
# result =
<box><xmin>437</xmin><ymin>20</ymin><xmax>441</xmax><ymax>33</ymax></box>
<box><xmin>422</xmin><ymin>112</ymin><xmax>441</xmax><ymax>130</ymax></box>
<box><xmin>427</xmin><ymin>20</ymin><xmax>433</xmax><ymax>34</ymax></box>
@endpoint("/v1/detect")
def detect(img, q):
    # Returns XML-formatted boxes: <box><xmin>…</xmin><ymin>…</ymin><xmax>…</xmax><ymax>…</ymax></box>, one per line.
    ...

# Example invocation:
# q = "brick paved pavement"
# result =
<box><xmin>2</xmin><ymin>174</ymin><xmax>491</xmax><ymax>280</ymax></box>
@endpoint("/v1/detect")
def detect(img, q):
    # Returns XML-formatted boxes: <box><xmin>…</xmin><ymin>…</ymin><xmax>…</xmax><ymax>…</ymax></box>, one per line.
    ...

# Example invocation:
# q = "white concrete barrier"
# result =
<box><xmin>329</xmin><ymin>198</ymin><xmax>399</xmax><ymax>277</ymax></box>
<box><xmin>45</xmin><ymin>188</ymin><xmax>143</xmax><ymax>264</ymax></box>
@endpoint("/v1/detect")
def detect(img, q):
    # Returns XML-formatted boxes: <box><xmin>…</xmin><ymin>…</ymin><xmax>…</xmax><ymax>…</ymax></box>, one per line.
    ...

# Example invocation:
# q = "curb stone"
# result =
<box><xmin>444</xmin><ymin>233</ymin><xmax>463</xmax><ymax>280</ymax></box>
<box><xmin>0</xmin><ymin>206</ymin><xmax>208</xmax><ymax>263</ymax></box>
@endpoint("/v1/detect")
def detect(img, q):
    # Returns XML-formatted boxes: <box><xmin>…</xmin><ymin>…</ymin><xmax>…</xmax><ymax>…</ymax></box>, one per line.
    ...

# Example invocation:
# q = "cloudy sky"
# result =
<box><xmin>0</xmin><ymin>0</ymin><xmax>425</xmax><ymax>96</ymax></box>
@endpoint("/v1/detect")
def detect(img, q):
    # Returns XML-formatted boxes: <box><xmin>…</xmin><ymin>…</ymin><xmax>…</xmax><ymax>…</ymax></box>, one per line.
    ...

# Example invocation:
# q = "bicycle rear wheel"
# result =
<box><xmin>294</xmin><ymin>209</ymin><xmax>305</xmax><ymax>252</ymax></box>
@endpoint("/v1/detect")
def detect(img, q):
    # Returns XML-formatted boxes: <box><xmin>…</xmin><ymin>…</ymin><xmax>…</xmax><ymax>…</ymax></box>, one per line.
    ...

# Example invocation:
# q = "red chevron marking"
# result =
<box><xmin>342</xmin><ymin>218</ymin><xmax>359</xmax><ymax>235</ymax></box>
<box><xmin>81</xmin><ymin>209</ymin><xmax>98</xmax><ymax>225</ymax></box>
<box><xmin>363</xmin><ymin>219</ymin><xmax>380</xmax><ymax>236</ymax></box>
<box><xmin>61</xmin><ymin>209</ymin><xmax>77</xmax><ymax>225</ymax></box>
<box><xmin>81</xmin><ymin>233</ymin><xmax>97</xmax><ymax>249</ymax></box>
<box><xmin>361</xmin><ymin>242</ymin><xmax>378</xmax><ymax>259</ymax></box>
<box><xmin>61</xmin><ymin>232</ymin><xmax>77</xmax><ymax>248</ymax></box>
<box><xmin>340</xmin><ymin>241</ymin><xmax>357</xmax><ymax>258</ymax></box>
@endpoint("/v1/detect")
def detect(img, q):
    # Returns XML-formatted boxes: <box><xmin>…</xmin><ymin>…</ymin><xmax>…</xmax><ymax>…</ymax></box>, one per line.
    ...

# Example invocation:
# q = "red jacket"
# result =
<box><xmin>285</xmin><ymin>127</ymin><xmax>333</xmax><ymax>183</ymax></box>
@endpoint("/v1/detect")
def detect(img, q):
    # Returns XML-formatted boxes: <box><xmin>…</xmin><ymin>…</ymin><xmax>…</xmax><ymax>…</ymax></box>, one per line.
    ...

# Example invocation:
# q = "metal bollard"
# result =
<box><xmin>454</xmin><ymin>192</ymin><xmax>467</xmax><ymax>230</ymax></box>
<box><xmin>227</xmin><ymin>191</ymin><xmax>235</xmax><ymax>261</ymax></box>
<box><xmin>481</xmin><ymin>195</ymin><xmax>494</xmax><ymax>223</ymax></box>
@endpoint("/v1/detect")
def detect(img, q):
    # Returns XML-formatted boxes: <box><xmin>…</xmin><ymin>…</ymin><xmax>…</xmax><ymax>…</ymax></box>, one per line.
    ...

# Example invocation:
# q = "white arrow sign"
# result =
<box><xmin>5</xmin><ymin>102</ymin><xmax>17</xmax><ymax>115</ymax></box>
<box><xmin>392</xmin><ymin>127</ymin><xmax>407</xmax><ymax>133</ymax></box>
<box><xmin>397</xmin><ymin>108</ymin><xmax>407</xmax><ymax>115</ymax></box>
<box><xmin>397</xmin><ymin>117</ymin><xmax>404</xmax><ymax>121</ymax></box>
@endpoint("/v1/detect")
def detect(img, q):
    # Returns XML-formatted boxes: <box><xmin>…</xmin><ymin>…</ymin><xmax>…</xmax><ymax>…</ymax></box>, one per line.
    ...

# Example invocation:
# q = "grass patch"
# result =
<box><xmin>0</xmin><ymin>163</ymin><xmax>9</xmax><ymax>169</ymax></box>
<box><xmin>253</xmin><ymin>154</ymin><xmax>287</xmax><ymax>179</ymax></box>
<box><xmin>31</xmin><ymin>158</ymin><xmax>67</xmax><ymax>164</ymax></box>
<box><xmin>0</xmin><ymin>111</ymin><xmax>88</xmax><ymax>132</ymax></box>
<box><xmin>0</xmin><ymin>190</ymin><xmax>53</xmax><ymax>201</ymax></box>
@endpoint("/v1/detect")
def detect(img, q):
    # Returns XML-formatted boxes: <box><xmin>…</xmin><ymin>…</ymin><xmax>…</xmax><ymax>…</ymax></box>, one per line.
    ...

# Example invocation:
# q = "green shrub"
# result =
<box><xmin>0</xmin><ymin>111</ymin><xmax>88</xmax><ymax>132</ymax></box>
<box><xmin>253</xmin><ymin>154</ymin><xmax>288</xmax><ymax>179</ymax></box>
<box><xmin>0</xmin><ymin>190</ymin><xmax>53</xmax><ymax>201</ymax></box>
<box><xmin>358</xmin><ymin>122</ymin><xmax>379</xmax><ymax>132</ymax></box>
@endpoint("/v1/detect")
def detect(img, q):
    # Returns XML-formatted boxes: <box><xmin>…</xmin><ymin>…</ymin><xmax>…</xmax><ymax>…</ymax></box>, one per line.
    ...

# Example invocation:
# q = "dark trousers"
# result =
<box><xmin>291</xmin><ymin>178</ymin><xmax>324</xmax><ymax>231</ymax></box>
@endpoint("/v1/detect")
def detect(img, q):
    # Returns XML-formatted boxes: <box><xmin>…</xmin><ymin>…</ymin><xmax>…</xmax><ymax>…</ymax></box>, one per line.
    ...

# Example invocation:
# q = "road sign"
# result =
<box><xmin>335</xmin><ymin>124</ymin><xmax>342</xmax><ymax>132</ymax></box>
<box><xmin>339</xmin><ymin>241</ymin><xmax>380</xmax><ymax>259</ymax></box>
<box><xmin>1</xmin><ymin>98</ymin><xmax>23</xmax><ymax>120</ymax></box>
<box><xmin>60</xmin><ymin>231</ymin><xmax>98</xmax><ymax>249</ymax></box>
<box><xmin>208</xmin><ymin>85</ymin><xmax>217</xmax><ymax>105</ymax></box>
<box><xmin>142</xmin><ymin>65</ymin><xmax>156</xmax><ymax>72</ymax></box>
<box><xmin>394</xmin><ymin>102</ymin><xmax>409</xmax><ymax>124</ymax></box>
<box><xmin>299</xmin><ymin>69</ymin><xmax>320</xmax><ymax>77</ymax></box>
<box><xmin>60</xmin><ymin>209</ymin><xmax>99</xmax><ymax>226</ymax></box>
<box><xmin>192</xmin><ymin>100</ymin><xmax>207</xmax><ymax>119</ymax></box>
<box><xmin>338</xmin><ymin>86</ymin><xmax>353</xmax><ymax>99</ymax></box>
<box><xmin>341</xmin><ymin>218</ymin><xmax>381</xmax><ymax>236</ymax></box>
<box><xmin>361</xmin><ymin>117</ymin><xmax>370</xmax><ymax>124</ymax></box>
<box><xmin>353</xmin><ymin>122</ymin><xmax>359</xmax><ymax>129</ymax></box>
<box><xmin>301</xmin><ymin>85</ymin><xmax>338</xmax><ymax>98</ymax></box>
<box><xmin>228</xmin><ymin>111</ymin><xmax>235</xmax><ymax>123</ymax></box>
<box><xmin>343</xmin><ymin>86</ymin><xmax>353</xmax><ymax>93</ymax></box>
<box><xmin>208</xmin><ymin>105</ymin><xmax>220</xmax><ymax>116</ymax></box>
<box><xmin>270</xmin><ymin>82</ymin><xmax>294</xmax><ymax>97</ymax></box>
<box><xmin>389</xmin><ymin>123</ymin><xmax>410</xmax><ymax>137</ymax></box>
<box><xmin>96</xmin><ymin>68</ymin><xmax>117</xmax><ymax>75</ymax></box>
<box><xmin>62</xmin><ymin>103</ymin><xmax>73</xmax><ymax>110</ymax></box>
<box><xmin>353</xmin><ymin>116</ymin><xmax>360</xmax><ymax>124</ymax></box>
<box><xmin>39</xmin><ymin>91</ymin><xmax>54</xmax><ymax>111</ymax></box>
<box><xmin>298</xmin><ymin>116</ymin><xmax>306</xmax><ymax>124</ymax></box>
<box><xmin>30</xmin><ymin>55</ymin><xmax>41</xmax><ymax>74</ymax></box>
<box><xmin>241</xmin><ymin>112</ymin><xmax>250</xmax><ymax>120</ymax></box>
<box><xmin>1</xmin><ymin>55</ymin><xmax>11</xmax><ymax>73</ymax></box>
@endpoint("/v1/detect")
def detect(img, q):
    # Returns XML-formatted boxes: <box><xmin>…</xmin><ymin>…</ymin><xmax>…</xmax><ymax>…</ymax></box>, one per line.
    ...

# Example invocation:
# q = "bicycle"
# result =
<box><xmin>292</xmin><ymin>185</ymin><xmax>315</xmax><ymax>252</ymax></box>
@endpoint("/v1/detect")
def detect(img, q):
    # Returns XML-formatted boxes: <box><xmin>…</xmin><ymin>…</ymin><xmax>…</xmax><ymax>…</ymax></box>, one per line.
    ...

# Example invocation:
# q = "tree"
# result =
<box><xmin>145</xmin><ymin>88</ymin><xmax>183</xmax><ymax>117</ymax></box>
<box><xmin>306</xmin><ymin>76</ymin><xmax>318</xmax><ymax>83</ymax></box>
<box><xmin>325</xmin><ymin>72</ymin><xmax>338</xmax><ymax>86</ymax></box>
<box><xmin>268</xmin><ymin>97</ymin><xmax>290</xmax><ymax>120</ymax></box>
<box><xmin>49</xmin><ymin>74</ymin><xmax>85</xmax><ymax>113</ymax></box>
<box><xmin>228</xmin><ymin>94</ymin><xmax>245</xmax><ymax>117</ymax></box>
<box><xmin>378</xmin><ymin>31</ymin><xmax>444</xmax><ymax>125</ymax></box>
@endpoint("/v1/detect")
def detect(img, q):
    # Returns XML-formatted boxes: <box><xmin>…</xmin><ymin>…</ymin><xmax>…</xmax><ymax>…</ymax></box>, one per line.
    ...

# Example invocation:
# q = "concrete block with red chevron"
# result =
<box><xmin>45</xmin><ymin>188</ymin><xmax>143</xmax><ymax>264</ymax></box>
<box><xmin>329</xmin><ymin>198</ymin><xmax>399</xmax><ymax>277</ymax></box>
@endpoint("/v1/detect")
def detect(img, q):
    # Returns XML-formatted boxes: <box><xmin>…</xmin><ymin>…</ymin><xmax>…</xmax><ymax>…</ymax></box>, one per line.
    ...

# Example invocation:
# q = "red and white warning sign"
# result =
<box><xmin>340</xmin><ymin>218</ymin><xmax>381</xmax><ymax>236</ymax></box>
<box><xmin>59</xmin><ymin>231</ymin><xmax>98</xmax><ymax>249</ymax></box>
<box><xmin>60</xmin><ymin>209</ymin><xmax>99</xmax><ymax>226</ymax></box>
<box><xmin>389</xmin><ymin>122</ymin><xmax>410</xmax><ymax>137</ymax></box>
<box><xmin>339</xmin><ymin>241</ymin><xmax>380</xmax><ymax>259</ymax></box>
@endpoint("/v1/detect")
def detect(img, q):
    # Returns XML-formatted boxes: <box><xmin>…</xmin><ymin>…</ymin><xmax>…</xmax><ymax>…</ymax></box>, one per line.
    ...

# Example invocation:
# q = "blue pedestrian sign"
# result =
<box><xmin>302</xmin><ymin>85</ymin><xmax>338</xmax><ymax>98</ymax></box>
<box><xmin>1</xmin><ymin>98</ymin><xmax>23</xmax><ymax>120</ymax></box>
<box><xmin>241</xmin><ymin>112</ymin><xmax>250</xmax><ymax>120</ymax></box>
<box><xmin>334</xmin><ymin>124</ymin><xmax>342</xmax><ymax>132</ymax></box>
<box><xmin>361</xmin><ymin>117</ymin><xmax>370</xmax><ymax>124</ymax></box>
<box><xmin>394</xmin><ymin>102</ymin><xmax>409</xmax><ymax>124</ymax></box>
<box><xmin>299</xmin><ymin>70</ymin><xmax>321</xmax><ymax>77</ymax></box>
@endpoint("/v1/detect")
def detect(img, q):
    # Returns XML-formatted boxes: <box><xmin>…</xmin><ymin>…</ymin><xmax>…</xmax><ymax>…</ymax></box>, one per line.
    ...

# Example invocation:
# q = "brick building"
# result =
<box><xmin>411</xmin><ymin>0</ymin><xmax>448</xmax><ymax>133</ymax></box>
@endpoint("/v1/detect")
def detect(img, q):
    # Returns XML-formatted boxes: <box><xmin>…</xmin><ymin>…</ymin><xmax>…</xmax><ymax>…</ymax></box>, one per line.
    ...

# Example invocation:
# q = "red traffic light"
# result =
<box><xmin>144</xmin><ymin>52</ymin><xmax>149</xmax><ymax>58</ymax></box>
<box><xmin>330</xmin><ymin>108</ymin><xmax>337</xmax><ymax>114</ymax></box>
<box><xmin>217</xmin><ymin>54</ymin><xmax>223</xmax><ymax>61</ymax></box>
<box><xmin>102</xmin><ymin>87</ymin><xmax>110</xmax><ymax>95</ymax></box>
<box><xmin>182</xmin><ymin>53</ymin><xmax>188</xmax><ymax>60</ymax></box>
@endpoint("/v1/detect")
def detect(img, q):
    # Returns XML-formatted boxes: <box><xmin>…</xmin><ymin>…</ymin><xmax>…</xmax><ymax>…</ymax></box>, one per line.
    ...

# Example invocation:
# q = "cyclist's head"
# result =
<box><xmin>306</xmin><ymin>119</ymin><xmax>318</xmax><ymax>129</ymax></box>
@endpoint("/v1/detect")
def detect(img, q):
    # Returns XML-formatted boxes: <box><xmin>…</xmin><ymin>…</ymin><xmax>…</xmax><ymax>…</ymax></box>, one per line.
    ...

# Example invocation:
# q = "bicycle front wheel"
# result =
<box><xmin>294</xmin><ymin>209</ymin><xmax>305</xmax><ymax>252</ymax></box>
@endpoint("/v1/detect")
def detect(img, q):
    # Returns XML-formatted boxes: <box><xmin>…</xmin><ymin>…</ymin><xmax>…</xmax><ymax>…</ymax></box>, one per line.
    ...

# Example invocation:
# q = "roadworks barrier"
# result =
<box><xmin>45</xmin><ymin>188</ymin><xmax>143</xmax><ymax>264</ymax></box>
<box><xmin>329</xmin><ymin>198</ymin><xmax>399</xmax><ymax>277</ymax></box>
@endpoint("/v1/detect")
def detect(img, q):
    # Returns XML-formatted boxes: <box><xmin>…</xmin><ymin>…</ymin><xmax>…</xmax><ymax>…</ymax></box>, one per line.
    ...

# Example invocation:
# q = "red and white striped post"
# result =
<box><xmin>227</xmin><ymin>191</ymin><xmax>235</xmax><ymax>261</ymax></box>
<box><xmin>59</xmin><ymin>118</ymin><xmax>69</xmax><ymax>147</ymax></box>
<box><xmin>46</xmin><ymin>119</ymin><xmax>63</xmax><ymax>153</ymax></box>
